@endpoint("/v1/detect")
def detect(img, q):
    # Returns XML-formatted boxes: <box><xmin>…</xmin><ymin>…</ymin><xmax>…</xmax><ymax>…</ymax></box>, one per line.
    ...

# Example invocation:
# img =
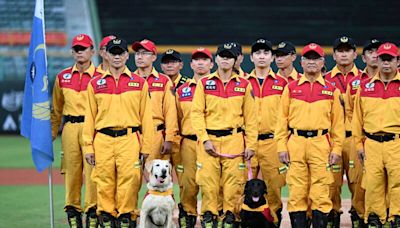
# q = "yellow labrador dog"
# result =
<box><xmin>139</xmin><ymin>159</ymin><xmax>176</xmax><ymax>228</ymax></box>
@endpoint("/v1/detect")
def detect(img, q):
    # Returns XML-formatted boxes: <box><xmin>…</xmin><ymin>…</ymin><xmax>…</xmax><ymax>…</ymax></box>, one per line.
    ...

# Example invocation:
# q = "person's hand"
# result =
<box><xmin>85</xmin><ymin>153</ymin><xmax>95</xmax><ymax>166</ymax></box>
<box><xmin>140</xmin><ymin>153</ymin><xmax>149</xmax><ymax>165</ymax></box>
<box><xmin>329</xmin><ymin>153</ymin><xmax>341</xmax><ymax>165</ymax></box>
<box><xmin>161</xmin><ymin>141</ymin><xmax>172</xmax><ymax>155</ymax></box>
<box><xmin>357</xmin><ymin>149</ymin><xmax>365</xmax><ymax>166</ymax></box>
<box><xmin>203</xmin><ymin>140</ymin><xmax>218</xmax><ymax>157</ymax></box>
<box><xmin>244</xmin><ymin>149</ymin><xmax>255</xmax><ymax>160</ymax></box>
<box><xmin>278</xmin><ymin>151</ymin><xmax>290</xmax><ymax>165</ymax></box>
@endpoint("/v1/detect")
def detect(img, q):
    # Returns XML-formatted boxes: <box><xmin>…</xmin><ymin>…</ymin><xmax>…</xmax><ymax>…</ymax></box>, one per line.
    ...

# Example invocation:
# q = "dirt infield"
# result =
<box><xmin>0</xmin><ymin>168</ymin><xmax>353</xmax><ymax>227</ymax></box>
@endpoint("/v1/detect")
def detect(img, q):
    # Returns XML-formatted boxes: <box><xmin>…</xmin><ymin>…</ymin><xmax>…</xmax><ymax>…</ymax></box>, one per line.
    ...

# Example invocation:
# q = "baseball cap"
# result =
<box><xmin>333</xmin><ymin>36</ymin><xmax>356</xmax><ymax>51</ymax></box>
<box><xmin>216</xmin><ymin>43</ymin><xmax>237</xmax><ymax>59</ymax></box>
<box><xmin>99</xmin><ymin>35</ymin><xmax>116</xmax><ymax>49</ymax></box>
<box><xmin>132</xmin><ymin>39</ymin><xmax>157</xmax><ymax>54</ymax></box>
<box><xmin>251</xmin><ymin>38</ymin><xmax>273</xmax><ymax>53</ymax></box>
<box><xmin>377</xmin><ymin>42</ymin><xmax>398</xmax><ymax>57</ymax></box>
<box><xmin>274</xmin><ymin>41</ymin><xmax>296</xmax><ymax>55</ymax></box>
<box><xmin>230</xmin><ymin>42</ymin><xmax>242</xmax><ymax>56</ymax></box>
<box><xmin>192</xmin><ymin>47</ymin><xmax>212</xmax><ymax>59</ymax></box>
<box><xmin>106</xmin><ymin>38</ymin><xmax>128</xmax><ymax>53</ymax></box>
<box><xmin>301</xmin><ymin>43</ymin><xmax>325</xmax><ymax>57</ymax></box>
<box><xmin>161</xmin><ymin>49</ymin><xmax>182</xmax><ymax>63</ymax></box>
<box><xmin>71</xmin><ymin>34</ymin><xmax>93</xmax><ymax>48</ymax></box>
<box><xmin>362</xmin><ymin>39</ymin><xmax>381</xmax><ymax>53</ymax></box>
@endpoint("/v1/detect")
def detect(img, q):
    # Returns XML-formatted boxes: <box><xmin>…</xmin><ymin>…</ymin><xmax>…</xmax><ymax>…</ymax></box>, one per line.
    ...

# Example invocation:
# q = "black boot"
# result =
<box><xmin>289</xmin><ymin>211</ymin><xmax>307</xmax><ymax>228</ymax></box>
<box><xmin>201</xmin><ymin>211</ymin><xmax>217</xmax><ymax>228</ymax></box>
<box><xmin>222</xmin><ymin>211</ymin><xmax>238</xmax><ymax>228</ymax></box>
<box><xmin>100</xmin><ymin>212</ymin><xmax>116</xmax><ymax>228</ymax></box>
<box><xmin>66</xmin><ymin>206</ymin><xmax>83</xmax><ymax>228</ymax></box>
<box><xmin>367</xmin><ymin>213</ymin><xmax>382</xmax><ymax>228</ymax></box>
<box><xmin>350</xmin><ymin>208</ymin><xmax>366</xmax><ymax>228</ymax></box>
<box><xmin>327</xmin><ymin>210</ymin><xmax>341</xmax><ymax>228</ymax></box>
<box><xmin>312</xmin><ymin>210</ymin><xmax>328</xmax><ymax>228</ymax></box>
<box><xmin>86</xmin><ymin>207</ymin><xmax>99</xmax><ymax>228</ymax></box>
<box><xmin>392</xmin><ymin>215</ymin><xmax>400</xmax><ymax>228</ymax></box>
<box><xmin>117</xmin><ymin>213</ymin><xmax>133</xmax><ymax>228</ymax></box>
<box><xmin>178</xmin><ymin>203</ymin><xmax>197</xmax><ymax>228</ymax></box>
<box><xmin>275</xmin><ymin>208</ymin><xmax>283</xmax><ymax>227</ymax></box>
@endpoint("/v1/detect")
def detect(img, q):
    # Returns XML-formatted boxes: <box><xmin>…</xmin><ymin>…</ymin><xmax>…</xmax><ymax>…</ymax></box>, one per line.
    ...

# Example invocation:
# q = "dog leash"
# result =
<box><xmin>214</xmin><ymin>152</ymin><xmax>254</xmax><ymax>181</ymax></box>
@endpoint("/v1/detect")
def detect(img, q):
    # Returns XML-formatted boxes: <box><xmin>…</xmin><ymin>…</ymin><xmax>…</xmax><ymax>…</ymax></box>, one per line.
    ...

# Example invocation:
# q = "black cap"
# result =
<box><xmin>216</xmin><ymin>43</ymin><xmax>237</xmax><ymax>59</ymax></box>
<box><xmin>230</xmin><ymin>42</ymin><xmax>242</xmax><ymax>56</ymax></box>
<box><xmin>251</xmin><ymin>38</ymin><xmax>273</xmax><ymax>53</ymax></box>
<box><xmin>106</xmin><ymin>38</ymin><xmax>128</xmax><ymax>52</ymax></box>
<box><xmin>362</xmin><ymin>39</ymin><xmax>381</xmax><ymax>53</ymax></box>
<box><xmin>333</xmin><ymin>36</ymin><xmax>356</xmax><ymax>51</ymax></box>
<box><xmin>274</xmin><ymin>41</ymin><xmax>296</xmax><ymax>55</ymax></box>
<box><xmin>161</xmin><ymin>49</ymin><xmax>182</xmax><ymax>63</ymax></box>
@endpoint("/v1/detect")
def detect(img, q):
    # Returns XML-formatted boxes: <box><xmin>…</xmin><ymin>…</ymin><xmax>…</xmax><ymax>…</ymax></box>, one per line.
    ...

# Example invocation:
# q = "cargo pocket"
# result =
<box><xmin>60</xmin><ymin>150</ymin><xmax>66</xmax><ymax>175</ymax></box>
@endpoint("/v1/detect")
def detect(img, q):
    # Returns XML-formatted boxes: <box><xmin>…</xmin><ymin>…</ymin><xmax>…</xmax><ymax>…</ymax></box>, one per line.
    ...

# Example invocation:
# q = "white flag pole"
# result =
<box><xmin>48</xmin><ymin>165</ymin><xmax>54</xmax><ymax>228</ymax></box>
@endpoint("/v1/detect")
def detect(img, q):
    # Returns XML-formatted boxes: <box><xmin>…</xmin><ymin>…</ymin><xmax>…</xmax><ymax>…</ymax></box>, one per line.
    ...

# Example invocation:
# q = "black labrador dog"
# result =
<box><xmin>240</xmin><ymin>179</ymin><xmax>275</xmax><ymax>228</ymax></box>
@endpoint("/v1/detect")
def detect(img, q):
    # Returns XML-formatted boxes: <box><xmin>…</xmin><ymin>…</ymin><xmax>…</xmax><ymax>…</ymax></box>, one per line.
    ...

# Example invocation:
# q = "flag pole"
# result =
<box><xmin>48</xmin><ymin>165</ymin><xmax>54</xmax><ymax>228</ymax></box>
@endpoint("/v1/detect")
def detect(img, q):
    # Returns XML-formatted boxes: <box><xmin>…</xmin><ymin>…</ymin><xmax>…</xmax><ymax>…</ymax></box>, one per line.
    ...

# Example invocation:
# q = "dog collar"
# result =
<box><xmin>241</xmin><ymin>203</ymin><xmax>269</xmax><ymax>212</ymax></box>
<box><xmin>147</xmin><ymin>188</ymin><xmax>173</xmax><ymax>197</ymax></box>
<box><xmin>241</xmin><ymin>203</ymin><xmax>275</xmax><ymax>223</ymax></box>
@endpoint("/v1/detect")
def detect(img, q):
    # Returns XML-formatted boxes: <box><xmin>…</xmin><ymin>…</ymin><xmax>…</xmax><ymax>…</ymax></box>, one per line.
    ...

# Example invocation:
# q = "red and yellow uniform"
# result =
<box><xmin>176</xmin><ymin>79</ymin><xmax>199</xmax><ymax>216</ymax></box>
<box><xmin>82</xmin><ymin>67</ymin><xmax>153</xmax><ymax>217</ymax></box>
<box><xmin>345</xmin><ymin>71</ymin><xmax>373</xmax><ymax>218</ymax></box>
<box><xmin>96</xmin><ymin>64</ymin><xmax>107</xmax><ymax>75</ymax></box>
<box><xmin>51</xmin><ymin>63</ymin><xmax>97</xmax><ymax>213</ymax></box>
<box><xmin>246</xmin><ymin>69</ymin><xmax>287</xmax><ymax>219</ymax></box>
<box><xmin>277</xmin><ymin>68</ymin><xmax>302</xmax><ymax>83</ymax></box>
<box><xmin>191</xmin><ymin>72</ymin><xmax>258</xmax><ymax>217</ymax></box>
<box><xmin>275</xmin><ymin>74</ymin><xmax>345</xmax><ymax>213</ymax></box>
<box><xmin>134</xmin><ymin>68</ymin><xmax>179</xmax><ymax>162</ymax></box>
<box><xmin>324</xmin><ymin>65</ymin><xmax>361</xmax><ymax>213</ymax></box>
<box><xmin>352</xmin><ymin>72</ymin><xmax>400</xmax><ymax>224</ymax></box>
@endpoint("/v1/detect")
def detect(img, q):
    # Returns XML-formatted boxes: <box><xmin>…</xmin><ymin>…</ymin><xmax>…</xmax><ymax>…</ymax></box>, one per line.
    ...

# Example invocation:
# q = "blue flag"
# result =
<box><xmin>21</xmin><ymin>0</ymin><xmax>54</xmax><ymax>172</ymax></box>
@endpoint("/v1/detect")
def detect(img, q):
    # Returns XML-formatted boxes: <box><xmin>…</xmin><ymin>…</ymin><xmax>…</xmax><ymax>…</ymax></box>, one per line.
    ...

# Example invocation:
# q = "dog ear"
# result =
<box><xmin>168</xmin><ymin>162</ymin><xmax>172</xmax><ymax>175</ymax></box>
<box><xmin>263</xmin><ymin>181</ymin><xmax>268</xmax><ymax>195</ymax></box>
<box><xmin>145</xmin><ymin>160</ymin><xmax>154</xmax><ymax>174</ymax></box>
<box><xmin>244</xmin><ymin>181</ymin><xmax>249</xmax><ymax>195</ymax></box>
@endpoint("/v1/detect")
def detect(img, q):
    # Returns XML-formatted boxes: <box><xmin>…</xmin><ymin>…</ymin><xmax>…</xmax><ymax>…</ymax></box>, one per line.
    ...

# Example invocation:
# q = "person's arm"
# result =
<box><xmin>163</xmin><ymin>80</ymin><xmax>179</xmax><ymax>142</ymax></box>
<box><xmin>190</xmin><ymin>81</ymin><xmax>208</xmax><ymax>143</ymax></box>
<box><xmin>275</xmin><ymin>86</ymin><xmax>290</xmax><ymax>153</ymax></box>
<box><xmin>50</xmin><ymin>77</ymin><xmax>64</xmax><ymax>139</ymax></box>
<box><xmin>140</xmin><ymin>81</ymin><xmax>154</xmax><ymax>155</ymax></box>
<box><xmin>352</xmin><ymin>89</ymin><xmax>364</xmax><ymax>152</ymax></box>
<box><xmin>82</xmin><ymin>82</ymin><xmax>97</xmax><ymax>156</ymax></box>
<box><xmin>330</xmin><ymin>89</ymin><xmax>345</xmax><ymax>156</ymax></box>
<box><xmin>242</xmin><ymin>83</ymin><xmax>258</xmax><ymax>156</ymax></box>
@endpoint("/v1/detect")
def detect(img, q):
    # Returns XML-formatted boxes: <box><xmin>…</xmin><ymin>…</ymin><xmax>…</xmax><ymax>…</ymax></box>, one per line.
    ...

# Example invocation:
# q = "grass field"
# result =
<box><xmin>0</xmin><ymin>135</ymin><xmax>351</xmax><ymax>227</ymax></box>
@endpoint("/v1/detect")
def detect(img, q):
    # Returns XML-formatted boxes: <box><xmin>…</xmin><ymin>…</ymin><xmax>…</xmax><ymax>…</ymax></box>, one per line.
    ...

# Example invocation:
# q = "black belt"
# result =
<box><xmin>157</xmin><ymin>124</ymin><xmax>165</xmax><ymax>131</ymax></box>
<box><xmin>290</xmin><ymin>128</ymin><xmax>329</xmax><ymax>138</ymax></box>
<box><xmin>64</xmin><ymin>115</ymin><xmax>84</xmax><ymax>123</ymax></box>
<box><xmin>99</xmin><ymin>127</ymin><xmax>140</xmax><ymax>137</ymax></box>
<box><xmin>182</xmin><ymin>134</ymin><xmax>197</xmax><ymax>141</ymax></box>
<box><xmin>346</xmin><ymin>131</ymin><xmax>352</xmax><ymax>138</ymax></box>
<box><xmin>206</xmin><ymin>128</ymin><xmax>243</xmax><ymax>137</ymax></box>
<box><xmin>365</xmin><ymin>132</ymin><xmax>398</xmax><ymax>143</ymax></box>
<box><xmin>258</xmin><ymin>133</ymin><xmax>274</xmax><ymax>140</ymax></box>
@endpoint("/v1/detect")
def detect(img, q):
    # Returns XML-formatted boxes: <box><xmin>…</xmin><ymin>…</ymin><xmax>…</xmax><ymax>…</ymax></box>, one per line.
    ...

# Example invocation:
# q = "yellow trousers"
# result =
<box><xmin>196</xmin><ymin>133</ymin><xmax>246</xmax><ymax>217</ymax></box>
<box><xmin>348</xmin><ymin>136</ymin><xmax>365</xmax><ymax>217</ymax></box>
<box><xmin>364</xmin><ymin>138</ymin><xmax>400</xmax><ymax>224</ymax></box>
<box><xmin>179</xmin><ymin>138</ymin><xmax>199</xmax><ymax>215</ymax></box>
<box><xmin>257</xmin><ymin>138</ymin><xmax>286</xmax><ymax>213</ymax></box>
<box><xmin>91</xmin><ymin>131</ymin><xmax>142</xmax><ymax>217</ymax></box>
<box><xmin>287</xmin><ymin>135</ymin><xmax>333</xmax><ymax>213</ymax></box>
<box><xmin>62</xmin><ymin>122</ymin><xmax>96</xmax><ymax>212</ymax></box>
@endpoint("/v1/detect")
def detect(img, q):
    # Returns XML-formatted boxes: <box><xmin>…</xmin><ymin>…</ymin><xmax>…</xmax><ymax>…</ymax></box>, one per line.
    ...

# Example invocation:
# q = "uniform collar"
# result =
<box><xmin>174</xmin><ymin>74</ymin><xmax>182</xmax><ymax>85</ymax></box>
<box><xmin>96</xmin><ymin>64</ymin><xmax>107</xmax><ymax>75</ymax></box>
<box><xmin>187</xmin><ymin>78</ymin><xmax>197</xmax><ymax>86</ymax></box>
<box><xmin>331</xmin><ymin>64</ymin><xmax>359</xmax><ymax>77</ymax></box>
<box><xmin>102</xmin><ymin>66</ymin><xmax>132</xmax><ymax>79</ymax></box>
<box><xmin>134</xmin><ymin>67</ymin><xmax>160</xmax><ymax>78</ymax></box>
<box><xmin>371</xmin><ymin>71</ymin><xmax>400</xmax><ymax>83</ymax></box>
<box><xmin>238</xmin><ymin>68</ymin><xmax>246</xmax><ymax>77</ymax></box>
<box><xmin>277</xmin><ymin>68</ymin><xmax>299</xmax><ymax>80</ymax></box>
<box><xmin>361</xmin><ymin>68</ymin><xmax>378</xmax><ymax>78</ymax></box>
<box><xmin>72</xmin><ymin>62</ymin><xmax>96</xmax><ymax>77</ymax></box>
<box><xmin>208</xmin><ymin>71</ymin><xmax>241</xmax><ymax>82</ymax></box>
<box><xmin>298</xmin><ymin>74</ymin><xmax>325</xmax><ymax>86</ymax></box>
<box><xmin>248</xmin><ymin>68</ymin><xmax>276</xmax><ymax>79</ymax></box>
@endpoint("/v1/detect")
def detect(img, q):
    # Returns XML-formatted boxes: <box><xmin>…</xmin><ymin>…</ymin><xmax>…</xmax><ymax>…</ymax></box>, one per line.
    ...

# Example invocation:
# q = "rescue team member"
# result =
<box><xmin>132</xmin><ymin>39</ymin><xmax>178</xmax><ymax>162</ymax></box>
<box><xmin>230</xmin><ymin>42</ymin><xmax>247</xmax><ymax>77</ymax></box>
<box><xmin>344</xmin><ymin>38</ymin><xmax>382</xmax><ymax>227</ymax></box>
<box><xmin>97</xmin><ymin>35</ymin><xmax>116</xmax><ymax>75</ymax></box>
<box><xmin>274</xmin><ymin>41</ymin><xmax>302</xmax><ymax>83</ymax></box>
<box><xmin>352</xmin><ymin>43</ymin><xmax>400</xmax><ymax>228</ymax></box>
<box><xmin>176</xmin><ymin>48</ymin><xmax>214</xmax><ymax>228</ymax></box>
<box><xmin>276</xmin><ymin>43</ymin><xmax>345</xmax><ymax>228</ymax></box>
<box><xmin>82</xmin><ymin>38</ymin><xmax>153</xmax><ymax>228</ymax></box>
<box><xmin>247</xmin><ymin>38</ymin><xmax>287</xmax><ymax>227</ymax></box>
<box><xmin>160</xmin><ymin>49</ymin><xmax>189</xmax><ymax>178</ymax></box>
<box><xmin>191</xmin><ymin>43</ymin><xmax>257</xmax><ymax>227</ymax></box>
<box><xmin>51</xmin><ymin>34</ymin><xmax>98</xmax><ymax>228</ymax></box>
<box><xmin>324</xmin><ymin>36</ymin><xmax>360</xmax><ymax>227</ymax></box>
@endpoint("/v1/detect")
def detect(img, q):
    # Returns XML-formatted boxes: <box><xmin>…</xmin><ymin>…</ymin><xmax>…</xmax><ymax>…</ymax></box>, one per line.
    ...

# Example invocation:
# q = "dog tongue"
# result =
<box><xmin>252</xmin><ymin>196</ymin><xmax>260</xmax><ymax>202</ymax></box>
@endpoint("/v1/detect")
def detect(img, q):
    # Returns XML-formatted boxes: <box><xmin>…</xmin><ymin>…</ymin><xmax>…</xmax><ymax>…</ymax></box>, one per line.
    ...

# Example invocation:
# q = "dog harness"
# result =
<box><xmin>241</xmin><ymin>203</ymin><xmax>274</xmax><ymax>222</ymax></box>
<box><xmin>144</xmin><ymin>188</ymin><xmax>174</xmax><ymax>199</ymax></box>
